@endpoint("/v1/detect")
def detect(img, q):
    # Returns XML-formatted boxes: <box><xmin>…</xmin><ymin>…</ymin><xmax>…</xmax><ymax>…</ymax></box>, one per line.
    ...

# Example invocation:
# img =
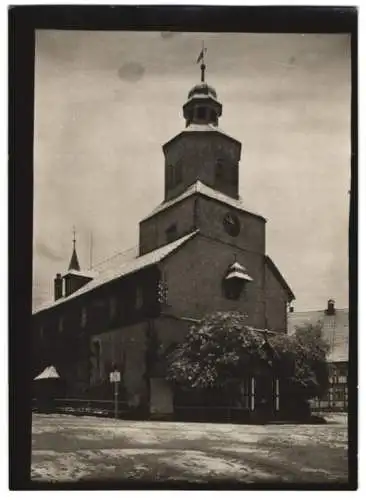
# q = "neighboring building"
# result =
<box><xmin>32</xmin><ymin>61</ymin><xmax>295</xmax><ymax>418</ymax></box>
<box><xmin>288</xmin><ymin>299</ymin><xmax>349</xmax><ymax>411</ymax></box>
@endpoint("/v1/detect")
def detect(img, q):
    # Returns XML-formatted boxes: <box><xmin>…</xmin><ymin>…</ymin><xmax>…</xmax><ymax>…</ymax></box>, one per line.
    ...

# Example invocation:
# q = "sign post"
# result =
<box><xmin>109</xmin><ymin>370</ymin><xmax>121</xmax><ymax>419</ymax></box>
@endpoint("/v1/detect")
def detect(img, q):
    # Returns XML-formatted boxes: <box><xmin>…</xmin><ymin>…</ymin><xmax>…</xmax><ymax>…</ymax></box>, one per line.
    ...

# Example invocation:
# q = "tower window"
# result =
<box><xmin>166</xmin><ymin>165</ymin><xmax>174</xmax><ymax>189</ymax></box>
<box><xmin>196</xmin><ymin>106</ymin><xmax>206</xmax><ymax>120</ymax></box>
<box><xmin>58</xmin><ymin>316</ymin><xmax>64</xmax><ymax>333</ymax></box>
<box><xmin>175</xmin><ymin>162</ymin><xmax>182</xmax><ymax>184</ymax></box>
<box><xmin>166</xmin><ymin>224</ymin><xmax>177</xmax><ymax>243</ymax></box>
<box><xmin>216</xmin><ymin>160</ymin><xmax>224</xmax><ymax>181</ymax></box>
<box><xmin>167</xmin><ymin>163</ymin><xmax>182</xmax><ymax>189</ymax></box>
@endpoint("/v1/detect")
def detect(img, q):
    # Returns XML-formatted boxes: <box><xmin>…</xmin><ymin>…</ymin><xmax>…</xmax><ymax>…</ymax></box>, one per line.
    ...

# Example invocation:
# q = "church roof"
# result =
<box><xmin>287</xmin><ymin>308</ymin><xmax>349</xmax><ymax>363</ymax></box>
<box><xmin>63</xmin><ymin>269</ymin><xmax>96</xmax><ymax>279</ymax></box>
<box><xmin>265</xmin><ymin>256</ymin><xmax>295</xmax><ymax>302</ymax></box>
<box><xmin>33</xmin><ymin>230</ymin><xmax>199</xmax><ymax>315</ymax></box>
<box><xmin>141</xmin><ymin>181</ymin><xmax>266</xmax><ymax>223</ymax></box>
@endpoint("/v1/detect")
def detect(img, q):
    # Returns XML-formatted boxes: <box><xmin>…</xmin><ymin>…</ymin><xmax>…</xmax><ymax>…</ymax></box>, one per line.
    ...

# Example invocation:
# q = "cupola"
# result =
<box><xmin>183</xmin><ymin>46</ymin><xmax>222</xmax><ymax>127</ymax></box>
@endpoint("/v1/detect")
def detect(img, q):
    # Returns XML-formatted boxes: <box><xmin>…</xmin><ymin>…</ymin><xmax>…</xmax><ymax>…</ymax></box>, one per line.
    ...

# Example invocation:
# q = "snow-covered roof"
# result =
<box><xmin>163</xmin><ymin>123</ymin><xmax>240</xmax><ymax>149</ymax></box>
<box><xmin>63</xmin><ymin>269</ymin><xmax>96</xmax><ymax>279</ymax></box>
<box><xmin>33</xmin><ymin>230</ymin><xmax>199</xmax><ymax>315</ymax></box>
<box><xmin>34</xmin><ymin>366</ymin><xmax>60</xmax><ymax>380</ymax></box>
<box><xmin>287</xmin><ymin>308</ymin><xmax>349</xmax><ymax>363</ymax></box>
<box><xmin>141</xmin><ymin>181</ymin><xmax>266</xmax><ymax>222</ymax></box>
<box><xmin>184</xmin><ymin>123</ymin><xmax>225</xmax><ymax>133</ymax></box>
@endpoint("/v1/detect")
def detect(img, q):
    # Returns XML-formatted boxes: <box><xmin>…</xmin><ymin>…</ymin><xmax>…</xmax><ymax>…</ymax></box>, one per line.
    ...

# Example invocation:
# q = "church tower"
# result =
<box><xmin>139</xmin><ymin>47</ymin><xmax>264</xmax><ymax>259</ymax></box>
<box><xmin>162</xmin><ymin>49</ymin><xmax>241</xmax><ymax>203</ymax></box>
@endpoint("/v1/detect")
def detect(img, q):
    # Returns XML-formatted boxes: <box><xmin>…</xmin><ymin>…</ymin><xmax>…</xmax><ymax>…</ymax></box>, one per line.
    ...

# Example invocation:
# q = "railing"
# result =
<box><xmin>310</xmin><ymin>398</ymin><xmax>348</xmax><ymax>413</ymax></box>
<box><xmin>32</xmin><ymin>398</ymin><xmax>133</xmax><ymax>418</ymax></box>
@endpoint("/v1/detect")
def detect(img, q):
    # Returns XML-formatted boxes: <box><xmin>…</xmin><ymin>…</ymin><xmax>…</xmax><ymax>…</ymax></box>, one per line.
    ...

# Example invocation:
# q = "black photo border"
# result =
<box><xmin>8</xmin><ymin>4</ymin><xmax>358</xmax><ymax>491</ymax></box>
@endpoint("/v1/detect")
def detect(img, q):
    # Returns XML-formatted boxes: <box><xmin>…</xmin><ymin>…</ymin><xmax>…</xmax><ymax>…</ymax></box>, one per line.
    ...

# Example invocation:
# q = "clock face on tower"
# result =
<box><xmin>223</xmin><ymin>212</ymin><xmax>240</xmax><ymax>237</ymax></box>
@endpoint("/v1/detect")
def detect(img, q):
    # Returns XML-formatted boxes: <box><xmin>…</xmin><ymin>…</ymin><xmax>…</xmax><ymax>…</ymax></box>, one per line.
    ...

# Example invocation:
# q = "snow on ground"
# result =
<box><xmin>31</xmin><ymin>413</ymin><xmax>348</xmax><ymax>484</ymax></box>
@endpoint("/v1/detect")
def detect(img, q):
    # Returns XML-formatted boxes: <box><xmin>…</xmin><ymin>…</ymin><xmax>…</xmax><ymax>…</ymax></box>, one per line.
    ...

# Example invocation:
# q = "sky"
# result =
<box><xmin>33</xmin><ymin>30</ymin><xmax>351</xmax><ymax>311</ymax></box>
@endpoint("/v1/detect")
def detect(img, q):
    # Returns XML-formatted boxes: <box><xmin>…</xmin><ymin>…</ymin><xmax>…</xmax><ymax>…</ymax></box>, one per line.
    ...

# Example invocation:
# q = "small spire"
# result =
<box><xmin>68</xmin><ymin>226</ymin><xmax>81</xmax><ymax>271</ymax></box>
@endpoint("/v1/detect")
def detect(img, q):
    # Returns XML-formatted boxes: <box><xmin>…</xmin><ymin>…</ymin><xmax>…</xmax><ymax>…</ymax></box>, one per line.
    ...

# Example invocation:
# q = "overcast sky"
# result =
<box><xmin>33</xmin><ymin>30</ymin><xmax>351</xmax><ymax>311</ymax></box>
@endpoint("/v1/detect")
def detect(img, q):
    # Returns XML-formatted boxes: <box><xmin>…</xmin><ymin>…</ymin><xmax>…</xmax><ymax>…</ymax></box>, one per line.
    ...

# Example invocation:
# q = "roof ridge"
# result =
<box><xmin>33</xmin><ymin>230</ymin><xmax>199</xmax><ymax>315</ymax></box>
<box><xmin>141</xmin><ymin>181</ymin><xmax>265</xmax><ymax>222</ymax></box>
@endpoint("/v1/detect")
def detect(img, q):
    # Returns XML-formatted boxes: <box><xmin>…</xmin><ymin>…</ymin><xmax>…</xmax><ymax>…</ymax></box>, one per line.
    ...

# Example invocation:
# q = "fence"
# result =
<box><xmin>310</xmin><ymin>398</ymin><xmax>348</xmax><ymax>412</ymax></box>
<box><xmin>32</xmin><ymin>398</ymin><xmax>134</xmax><ymax>418</ymax></box>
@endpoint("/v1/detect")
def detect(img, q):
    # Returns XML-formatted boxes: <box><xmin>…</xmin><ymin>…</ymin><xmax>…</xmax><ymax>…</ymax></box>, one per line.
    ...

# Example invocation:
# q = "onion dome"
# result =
<box><xmin>187</xmin><ymin>82</ymin><xmax>218</xmax><ymax>100</ymax></box>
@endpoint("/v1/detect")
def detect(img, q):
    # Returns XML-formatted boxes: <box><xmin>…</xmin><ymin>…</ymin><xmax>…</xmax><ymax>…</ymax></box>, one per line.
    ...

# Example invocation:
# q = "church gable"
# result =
<box><xmin>160</xmin><ymin>234</ymin><xmax>267</xmax><ymax>329</ymax></box>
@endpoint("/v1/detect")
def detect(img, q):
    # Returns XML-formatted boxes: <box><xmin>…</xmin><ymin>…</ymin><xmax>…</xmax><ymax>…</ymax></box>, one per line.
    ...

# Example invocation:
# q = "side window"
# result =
<box><xmin>166</xmin><ymin>224</ymin><xmax>177</xmax><ymax>243</ymax></box>
<box><xmin>92</xmin><ymin>340</ymin><xmax>101</xmax><ymax>374</ymax></box>
<box><xmin>109</xmin><ymin>296</ymin><xmax>117</xmax><ymax>320</ymax></box>
<box><xmin>135</xmin><ymin>286</ymin><xmax>143</xmax><ymax>310</ymax></box>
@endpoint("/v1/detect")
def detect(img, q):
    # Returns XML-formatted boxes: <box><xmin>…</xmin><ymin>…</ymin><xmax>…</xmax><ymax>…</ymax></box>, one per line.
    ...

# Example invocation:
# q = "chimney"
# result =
<box><xmin>326</xmin><ymin>299</ymin><xmax>335</xmax><ymax>316</ymax></box>
<box><xmin>54</xmin><ymin>273</ymin><xmax>63</xmax><ymax>301</ymax></box>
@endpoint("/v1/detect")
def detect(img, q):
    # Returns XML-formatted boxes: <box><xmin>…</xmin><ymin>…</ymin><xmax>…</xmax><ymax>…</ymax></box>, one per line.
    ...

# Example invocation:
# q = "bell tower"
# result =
<box><xmin>139</xmin><ymin>46</ymin><xmax>265</xmax><ymax>258</ymax></box>
<box><xmin>162</xmin><ymin>45</ymin><xmax>241</xmax><ymax>202</ymax></box>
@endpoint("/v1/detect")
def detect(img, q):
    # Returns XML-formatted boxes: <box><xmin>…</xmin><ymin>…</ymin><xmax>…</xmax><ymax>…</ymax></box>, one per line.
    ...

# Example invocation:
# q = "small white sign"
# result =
<box><xmin>109</xmin><ymin>371</ymin><xmax>121</xmax><ymax>383</ymax></box>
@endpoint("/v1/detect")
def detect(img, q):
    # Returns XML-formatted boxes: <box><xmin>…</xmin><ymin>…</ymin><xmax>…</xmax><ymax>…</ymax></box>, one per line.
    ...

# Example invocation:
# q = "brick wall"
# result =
<box><xmin>161</xmin><ymin>234</ymin><xmax>267</xmax><ymax>329</ymax></box>
<box><xmin>139</xmin><ymin>193</ymin><xmax>266</xmax><ymax>257</ymax></box>
<box><xmin>264</xmin><ymin>261</ymin><xmax>288</xmax><ymax>333</ymax></box>
<box><xmin>90</xmin><ymin>322</ymin><xmax>148</xmax><ymax>406</ymax></box>
<box><xmin>197</xmin><ymin>196</ymin><xmax>266</xmax><ymax>255</ymax></box>
<box><xmin>139</xmin><ymin>196</ymin><xmax>196</xmax><ymax>255</ymax></box>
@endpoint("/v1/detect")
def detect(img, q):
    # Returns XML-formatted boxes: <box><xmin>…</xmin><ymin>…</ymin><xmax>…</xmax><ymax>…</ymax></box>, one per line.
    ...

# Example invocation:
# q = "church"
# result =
<box><xmin>32</xmin><ymin>53</ymin><xmax>295</xmax><ymax>419</ymax></box>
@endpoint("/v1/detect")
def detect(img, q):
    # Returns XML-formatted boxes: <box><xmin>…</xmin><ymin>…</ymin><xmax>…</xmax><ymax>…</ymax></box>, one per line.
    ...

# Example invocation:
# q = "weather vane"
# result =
<box><xmin>196</xmin><ymin>41</ymin><xmax>207</xmax><ymax>82</ymax></box>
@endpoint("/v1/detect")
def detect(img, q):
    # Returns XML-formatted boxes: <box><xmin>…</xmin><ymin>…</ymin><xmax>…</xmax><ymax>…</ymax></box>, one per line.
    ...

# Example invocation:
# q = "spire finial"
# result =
<box><xmin>72</xmin><ymin>226</ymin><xmax>76</xmax><ymax>250</ymax></box>
<box><xmin>196</xmin><ymin>41</ymin><xmax>207</xmax><ymax>83</ymax></box>
<box><xmin>68</xmin><ymin>225</ymin><xmax>81</xmax><ymax>271</ymax></box>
